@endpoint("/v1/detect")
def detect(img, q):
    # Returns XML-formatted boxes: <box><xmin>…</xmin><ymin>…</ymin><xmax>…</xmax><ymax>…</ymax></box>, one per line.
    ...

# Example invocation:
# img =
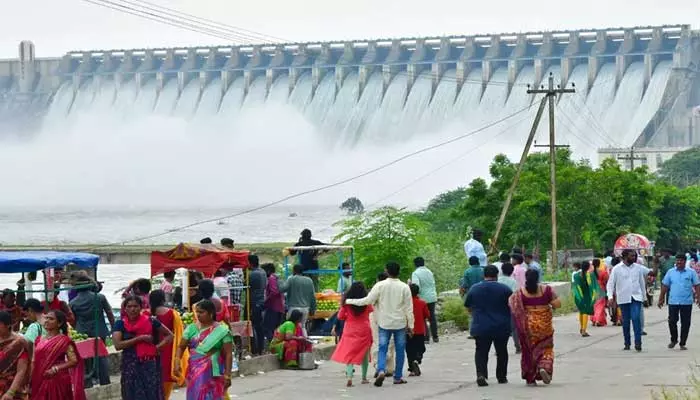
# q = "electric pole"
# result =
<box><xmin>527</xmin><ymin>73</ymin><xmax>575</xmax><ymax>270</ymax></box>
<box><xmin>617</xmin><ymin>147</ymin><xmax>645</xmax><ymax>170</ymax></box>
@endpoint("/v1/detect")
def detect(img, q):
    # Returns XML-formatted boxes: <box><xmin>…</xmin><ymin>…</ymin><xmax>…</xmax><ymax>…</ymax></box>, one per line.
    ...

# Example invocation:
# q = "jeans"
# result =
<box><xmin>474</xmin><ymin>335</ymin><xmax>509</xmax><ymax>380</ymax></box>
<box><xmin>668</xmin><ymin>304</ymin><xmax>693</xmax><ymax>346</ymax></box>
<box><xmin>619</xmin><ymin>300</ymin><xmax>643</xmax><ymax>347</ymax></box>
<box><xmin>263</xmin><ymin>310</ymin><xmax>284</xmax><ymax>344</ymax></box>
<box><xmin>251</xmin><ymin>303</ymin><xmax>266</xmax><ymax>355</ymax></box>
<box><xmin>377</xmin><ymin>327</ymin><xmax>407</xmax><ymax>380</ymax></box>
<box><xmin>406</xmin><ymin>334</ymin><xmax>426</xmax><ymax>370</ymax></box>
<box><xmin>425</xmin><ymin>302</ymin><xmax>439</xmax><ymax>341</ymax></box>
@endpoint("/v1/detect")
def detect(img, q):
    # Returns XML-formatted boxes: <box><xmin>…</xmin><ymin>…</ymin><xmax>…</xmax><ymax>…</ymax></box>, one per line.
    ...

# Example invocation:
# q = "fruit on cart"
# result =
<box><xmin>181</xmin><ymin>312</ymin><xmax>195</xmax><ymax>325</ymax></box>
<box><xmin>317</xmin><ymin>299</ymin><xmax>339</xmax><ymax>312</ymax></box>
<box><xmin>68</xmin><ymin>326</ymin><xmax>89</xmax><ymax>341</ymax></box>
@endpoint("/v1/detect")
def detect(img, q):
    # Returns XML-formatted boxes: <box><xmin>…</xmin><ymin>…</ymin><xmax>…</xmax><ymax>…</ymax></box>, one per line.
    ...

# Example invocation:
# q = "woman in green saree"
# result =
<box><xmin>573</xmin><ymin>261</ymin><xmax>602</xmax><ymax>337</ymax></box>
<box><xmin>269</xmin><ymin>310</ymin><xmax>312</xmax><ymax>368</ymax></box>
<box><xmin>174</xmin><ymin>299</ymin><xmax>233</xmax><ymax>400</ymax></box>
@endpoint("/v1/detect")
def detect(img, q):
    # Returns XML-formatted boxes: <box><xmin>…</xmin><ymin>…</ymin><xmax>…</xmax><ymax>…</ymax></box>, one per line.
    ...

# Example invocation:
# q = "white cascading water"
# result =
<box><xmin>0</xmin><ymin>61</ymin><xmax>674</xmax><ymax>208</ymax></box>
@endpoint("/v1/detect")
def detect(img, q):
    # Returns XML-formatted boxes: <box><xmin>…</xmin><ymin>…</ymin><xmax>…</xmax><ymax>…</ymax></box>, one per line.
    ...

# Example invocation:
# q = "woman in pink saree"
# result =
<box><xmin>509</xmin><ymin>270</ymin><xmax>561</xmax><ymax>386</ymax></box>
<box><xmin>591</xmin><ymin>259</ymin><xmax>609</xmax><ymax>326</ymax></box>
<box><xmin>174</xmin><ymin>299</ymin><xmax>233</xmax><ymax>400</ymax></box>
<box><xmin>31</xmin><ymin>310</ymin><xmax>86</xmax><ymax>400</ymax></box>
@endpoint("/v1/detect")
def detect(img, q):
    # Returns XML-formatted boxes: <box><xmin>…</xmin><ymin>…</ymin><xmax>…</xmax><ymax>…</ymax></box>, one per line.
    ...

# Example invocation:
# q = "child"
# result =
<box><xmin>407</xmin><ymin>283</ymin><xmax>430</xmax><ymax>376</ymax></box>
<box><xmin>330</xmin><ymin>282</ymin><xmax>374</xmax><ymax>387</ymax></box>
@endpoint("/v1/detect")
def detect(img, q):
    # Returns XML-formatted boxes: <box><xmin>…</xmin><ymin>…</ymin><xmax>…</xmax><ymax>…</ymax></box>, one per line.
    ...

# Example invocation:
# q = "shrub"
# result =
<box><xmin>438</xmin><ymin>296</ymin><xmax>470</xmax><ymax>330</ymax></box>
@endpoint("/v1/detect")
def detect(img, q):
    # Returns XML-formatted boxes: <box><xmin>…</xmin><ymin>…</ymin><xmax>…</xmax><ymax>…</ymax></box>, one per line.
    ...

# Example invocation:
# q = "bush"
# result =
<box><xmin>438</xmin><ymin>296</ymin><xmax>470</xmax><ymax>330</ymax></box>
<box><xmin>421</xmin><ymin>241</ymin><xmax>464</xmax><ymax>293</ymax></box>
<box><xmin>653</xmin><ymin>366</ymin><xmax>700</xmax><ymax>399</ymax></box>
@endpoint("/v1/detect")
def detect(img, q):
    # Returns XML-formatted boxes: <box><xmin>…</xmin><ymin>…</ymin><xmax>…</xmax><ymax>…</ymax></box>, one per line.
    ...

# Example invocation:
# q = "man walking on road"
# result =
<box><xmin>464</xmin><ymin>265</ymin><xmax>512</xmax><ymax>387</ymax></box>
<box><xmin>658</xmin><ymin>254</ymin><xmax>700</xmax><ymax>350</ymax></box>
<box><xmin>608</xmin><ymin>249</ymin><xmax>648</xmax><ymax>351</ymax></box>
<box><xmin>410</xmin><ymin>257</ymin><xmax>439</xmax><ymax>343</ymax></box>
<box><xmin>346</xmin><ymin>261</ymin><xmax>414</xmax><ymax>387</ymax></box>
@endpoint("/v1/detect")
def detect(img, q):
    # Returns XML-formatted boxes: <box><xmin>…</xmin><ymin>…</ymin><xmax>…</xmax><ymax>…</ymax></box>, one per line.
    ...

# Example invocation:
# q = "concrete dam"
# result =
<box><xmin>1</xmin><ymin>24</ymin><xmax>700</xmax><ymax>162</ymax></box>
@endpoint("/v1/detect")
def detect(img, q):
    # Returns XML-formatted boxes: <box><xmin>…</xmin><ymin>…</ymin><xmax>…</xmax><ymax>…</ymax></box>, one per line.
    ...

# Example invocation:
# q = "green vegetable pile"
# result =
<box><xmin>69</xmin><ymin>327</ymin><xmax>89</xmax><ymax>342</ymax></box>
<box><xmin>317</xmin><ymin>299</ymin><xmax>339</xmax><ymax>312</ymax></box>
<box><xmin>181</xmin><ymin>312</ymin><xmax>195</xmax><ymax>325</ymax></box>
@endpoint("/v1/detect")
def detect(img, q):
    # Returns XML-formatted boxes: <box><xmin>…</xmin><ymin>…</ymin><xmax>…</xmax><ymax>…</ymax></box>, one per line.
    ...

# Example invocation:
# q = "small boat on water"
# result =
<box><xmin>289</xmin><ymin>212</ymin><xmax>298</xmax><ymax>218</ymax></box>
<box><xmin>216</xmin><ymin>220</ymin><xmax>227</xmax><ymax>225</ymax></box>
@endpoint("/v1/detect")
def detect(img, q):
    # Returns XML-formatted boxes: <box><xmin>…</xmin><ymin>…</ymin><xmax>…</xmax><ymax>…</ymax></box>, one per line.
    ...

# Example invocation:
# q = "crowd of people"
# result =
<box><xmin>459</xmin><ymin>230</ymin><xmax>700</xmax><ymax>388</ymax></box>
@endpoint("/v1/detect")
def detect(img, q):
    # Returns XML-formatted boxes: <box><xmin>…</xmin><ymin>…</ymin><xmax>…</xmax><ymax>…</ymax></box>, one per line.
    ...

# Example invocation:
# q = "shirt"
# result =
<box><xmin>226</xmin><ymin>271</ymin><xmax>245</xmax><ymax>305</ymax></box>
<box><xmin>498</xmin><ymin>276</ymin><xmax>518</xmax><ymax>292</ymax></box>
<box><xmin>70</xmin><ymin>291</ymin><xmax>113</xmax><ymax>338</ymax></box>
<box><xmin>346</xmin><ymin>278</ymin><xmax>414</xmax><ymax>330</ymax></box>
<box><xmin>213</xmin><ymin>277</ymin><xmax>230</xmax><ymax>302</ymax></box>
<box><xmin>662</xmin><ymin>268</ymin><xmax>700</xmax><ymax>305</ymax></box>
<box><xmin>461</xmin><ymin>266</ymin><xmax>484</xmax><ymax>291</ymax></box>
<box><xmin>249</xmin><ymin>268</ymin><xmax>268</xmax><ymax>307</ymax></box>
<box><xmin>291</xmin><ymin>238</ymin><xmax>325</xmax><ymax>271</ymax></box>
<box><xmin>23</xmin><ymin>321</ymin><xmax>45</xmax><ymax>344</ymax></box>
<box><xmin>411</xmin><ymin>266</ymin><xmax>438</xmax><ymax>304</ymax></box>
<box><xmin>528</xmin><ymin>261</ymin><xmax>543</xmax><ymax>282</ymax></box>
<box><xmin>493</xmin><ymin>261</ymin><xmax>503</xmax><ymax>276</ymax></box>
<box><xmin>337</xmin><ymin>276</ymin><xmax>352</xmax><ymax>293</ymax></box>
<box><xmin>464</xmin><ymin>280</ymin><xmax>513</xmax><ymax>337</ymax></box>
<box><xmin>464</xmin><ymin>239</ymin><xmax>488</xmax><ymax>266</ymax></box>
<box><xmin>411</xmin><ymin>297</ymin><xmax>430</xmax><ymax>335</ymax></box>
<box><xmin>279</xmin><ymin>274</ymin><xmax>317</xmax><ymax>313</ymax></box>
<box><xmin>607</xmin><ymin>262</ymin><xmax>647</xmax><ymax>304</ymax></box>
<box><xmin>512</xmin><ymin>263</ymin><xmax>528</xmax><ymax>288</ymax></box>
<box><xmin>265</xmin><ymin>274</ymin><xmax>285</xmax><ymax>313</ymax></box>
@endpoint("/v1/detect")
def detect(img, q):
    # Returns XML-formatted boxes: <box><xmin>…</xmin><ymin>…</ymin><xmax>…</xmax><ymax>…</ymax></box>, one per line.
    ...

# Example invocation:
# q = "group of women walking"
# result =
<box><xmin>0</xmin><ymin>308</ymin><xmax>86</xmax><ymax>399</ymax></box>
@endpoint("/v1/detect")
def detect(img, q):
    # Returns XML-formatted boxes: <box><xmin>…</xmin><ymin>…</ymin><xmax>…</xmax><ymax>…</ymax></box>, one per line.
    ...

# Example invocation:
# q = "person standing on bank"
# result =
<box><xmin>279</xmin><ymin>264</ymin><xmax>317</xmax><ymax>336</ymax></box>
<box><xmin>410</xmin><ymin>257</ymin><xmax>439</xmax><ymax>343</ymax></box>
<box><xmin>658</xmin><ymin>254</ymin><xmax>700</xmax><ymax>350</ymax></box>
<box><xmin>345</xmin><ymin>262</ymin><xmax>413</xmax><ymax>387</ymax></box>
<box><xmin>248</xmin><ymin>255</ymin><xmax>268</xmax><ymax>356</ymax></box>
<box><xmin>607</xmin><ymin>249</ymin><xmax>648</xmax><ymax>352</ymax></box>
<box><xmin>464</xmin><ymin>265</ymin><xmax>512</xmax><ymax>387</ymax></box>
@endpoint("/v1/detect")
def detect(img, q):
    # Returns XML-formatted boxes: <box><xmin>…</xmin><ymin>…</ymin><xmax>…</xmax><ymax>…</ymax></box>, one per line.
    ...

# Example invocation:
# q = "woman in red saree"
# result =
<box><xmin>149</xmin><ymin>290</ymin><xmax>186</xmax><ymax>400</ymax></box>
<box><xmin>509</xmin><ymin>270</ymin><xmax>561</xmax><ymax>386</ymax></box>
<box><xmin>0</xmin><ymin>311</ymin><xmax>29</xmax><ymax>399</ymax></box>
<box><xmin>31</xmin><ymin>310</ymin><xmax>86</xmax><ymax>400</ymax></box>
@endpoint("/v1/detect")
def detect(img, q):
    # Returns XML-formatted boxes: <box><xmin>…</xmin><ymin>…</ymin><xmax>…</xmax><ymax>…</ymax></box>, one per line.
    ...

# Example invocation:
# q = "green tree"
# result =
<box><xmin>340</xmin><ymin>197</ymin><xmax>365</xmax><ymax>214</ymax></box>
<box><xmin>333</xmin><ymin>207</ymin><xmax>428</xmax><ymax>284</ymax></box>
<box><xmin>658</xmin><ymin>147</ymin><xmax>700</xmax><ymax>187</ymax></box>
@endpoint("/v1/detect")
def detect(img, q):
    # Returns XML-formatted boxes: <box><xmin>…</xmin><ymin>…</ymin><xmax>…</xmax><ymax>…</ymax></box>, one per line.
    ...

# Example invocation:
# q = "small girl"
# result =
<box><xmin>330</xmin><ymin>282</ymin><xmax>374</xmax><ymax>387</ymax></box>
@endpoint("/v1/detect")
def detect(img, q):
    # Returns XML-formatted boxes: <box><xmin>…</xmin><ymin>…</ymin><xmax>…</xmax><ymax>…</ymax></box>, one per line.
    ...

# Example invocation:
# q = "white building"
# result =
<box><xmin>597</xmin><ymin>146</ymin><xmax>693</xmax><ymax>172</ymax></box>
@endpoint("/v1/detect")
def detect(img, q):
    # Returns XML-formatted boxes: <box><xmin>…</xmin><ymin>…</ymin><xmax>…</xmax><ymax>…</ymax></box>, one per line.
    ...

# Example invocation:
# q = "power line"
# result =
<box><xmin>87</xmin><ymin>103</ymin><xmax>534</xmax><ymax>248</ymax></box>
<box><xmin>130</xmin><ymin>0</ymin><xmax>286</xmax><ymax>42</ymax></box>
<box><xmin>81</xmin><ymin>0</ymin><xmax>269</xmax><ymax>44</ymax></box>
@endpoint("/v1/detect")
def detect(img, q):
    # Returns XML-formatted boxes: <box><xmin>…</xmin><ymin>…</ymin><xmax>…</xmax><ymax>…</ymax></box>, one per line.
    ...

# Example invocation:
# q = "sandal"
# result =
<box><xmin>374</xmin><ymin>372</ymin><xmax>386</xmax><ymax>387</ymax></box>
<box><xmin>346</xmin><ymin>379</ymin><xmax>353</xmax><ymax>387</ymax></box>
<box><xmin>361</xmin><ymin>379</ymin><xmax>370</xmax><ymax>384</ymax></box>
<box><xmin>393</xmin><ymin>379</ymin><xmax>408</xmax><ymax>385</ymax></box>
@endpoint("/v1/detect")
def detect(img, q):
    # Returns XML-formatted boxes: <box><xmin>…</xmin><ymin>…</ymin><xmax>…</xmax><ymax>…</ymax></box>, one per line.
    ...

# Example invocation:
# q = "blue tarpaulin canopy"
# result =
<box><xmin>0</xmin><ymin>251</ymin><xmax>100</xmax><ymax>273</ymax></box>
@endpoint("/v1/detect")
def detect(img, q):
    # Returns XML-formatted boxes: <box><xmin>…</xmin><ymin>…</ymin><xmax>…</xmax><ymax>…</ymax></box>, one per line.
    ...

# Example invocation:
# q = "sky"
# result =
<box><xmin>0</xmin><ymin>0</ymin><xmax>698</xmax><ymax>59</ymax></box>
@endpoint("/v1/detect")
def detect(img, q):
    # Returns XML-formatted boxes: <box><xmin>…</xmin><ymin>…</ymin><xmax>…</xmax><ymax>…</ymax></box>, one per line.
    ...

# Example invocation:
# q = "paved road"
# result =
<box><xmin>173</xmin><ymin>305</ymin><xmax>699</xmax><ymax>400</ymax></box>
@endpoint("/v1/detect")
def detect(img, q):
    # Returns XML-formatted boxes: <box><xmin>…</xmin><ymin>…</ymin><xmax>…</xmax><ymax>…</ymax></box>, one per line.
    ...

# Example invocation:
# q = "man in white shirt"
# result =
<box><xmin>464</xmin><ymin>230</ymin><xmax>488</xmax><ymax>267</ymax></box>
<box><xmin>607</xmin><ymin>249</ymin><xmax>648</xmax><ymax>351</ymax></box>
<box><xmin>346</xmin><ymin>261</ymin><xmax>414</xmax><ymax>387</ymax></box>
<box><xmin>493</xmin><ymin>253</ymin><xmax>510</xmax><ymax>276</ymax></box>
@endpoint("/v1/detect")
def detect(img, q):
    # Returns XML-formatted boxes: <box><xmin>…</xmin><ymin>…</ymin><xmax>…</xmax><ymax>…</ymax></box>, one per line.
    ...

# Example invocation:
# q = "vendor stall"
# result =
<box><xmin>283</xmin><ymin>245</ymin><xmax>354</xmax><ymax>335</ymax></box>
<box><xmin>150</xmin><ymin>243</ymin><xmax>252</xmax><ymax>337</ymax></box>
<box><xmin>0</xmin><ymin>251</ymin><xmax>107</xmax><ymax>376</ymax></box>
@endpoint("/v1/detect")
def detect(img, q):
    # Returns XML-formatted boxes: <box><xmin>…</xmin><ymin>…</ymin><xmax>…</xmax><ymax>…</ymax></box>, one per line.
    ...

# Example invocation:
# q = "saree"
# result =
<box><xmin>185</xmin><ymin>323</ymin><xmax>233</xmax><ymax>400</ymax></box>
<box><xmin>269</xmin><ymin>321</ymin><xmax>312</xmax><ymax>368</ymax></box>
<box><xmin>31</xmin><ymin>334</ymin><xmax>86</xmax><ymax>400</ymax></box>
<box><xmin>592</xmin><ymin>267</ymin><xmax>609</xmax><ymax>326</ymax></box>
<box><xmin>572</xmin><ymin>271</ymin><xmax>602</xmax><ymax>315</ymax></box>
<box><xmin>509</xmin><ymin>286</ymin><xmax>554</xmax><ymax>384</ymax></box>
<box><xmin>0</xmin><ymin>337</ymin><xmax>28</xmax><ymax>399</ymax></box>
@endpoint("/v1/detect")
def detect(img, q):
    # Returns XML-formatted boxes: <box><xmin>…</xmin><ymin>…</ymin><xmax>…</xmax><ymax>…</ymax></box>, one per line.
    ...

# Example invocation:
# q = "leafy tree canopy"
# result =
<box><xmin>340</xmin><ymin>197</ymin><xmax>365</xmax><ymax>215</ymax></box>
<box><xmin>658</xmin><ymin>147</ymin><xmax>700</xmax><ymax>188</ymax></box>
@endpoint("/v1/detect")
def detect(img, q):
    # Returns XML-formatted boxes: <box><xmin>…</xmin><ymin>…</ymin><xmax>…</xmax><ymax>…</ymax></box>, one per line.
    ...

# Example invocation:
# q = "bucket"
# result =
<box><xmin>298</xmin><ymin>352</ymin><xmax>315</xmax><ymax>370</ymax></box>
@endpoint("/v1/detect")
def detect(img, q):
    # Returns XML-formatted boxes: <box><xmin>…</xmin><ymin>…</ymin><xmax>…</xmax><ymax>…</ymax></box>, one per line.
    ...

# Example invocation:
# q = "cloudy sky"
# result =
<box><xmin>0</xmin><ymin>0</ymin><xmax>697</xmax><ymax>58</ymax></box>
